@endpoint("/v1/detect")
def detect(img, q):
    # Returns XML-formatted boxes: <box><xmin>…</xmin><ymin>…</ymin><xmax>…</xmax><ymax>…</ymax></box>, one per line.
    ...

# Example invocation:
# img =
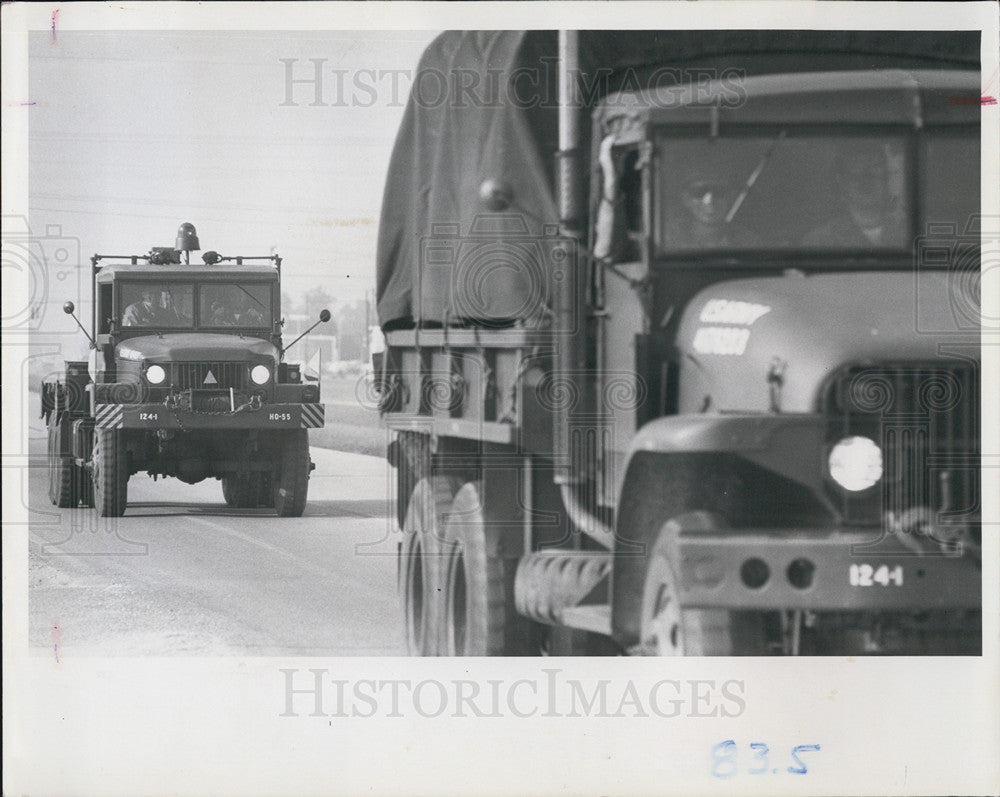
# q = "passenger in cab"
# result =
<box><xmin>802</xmin><ymin>140</ymin><xmax>906</xmax><ymax>249</ymax></box>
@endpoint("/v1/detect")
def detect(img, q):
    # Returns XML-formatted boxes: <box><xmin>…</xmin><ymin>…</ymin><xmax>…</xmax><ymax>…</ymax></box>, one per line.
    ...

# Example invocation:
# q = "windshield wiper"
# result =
<box><xmin>725</xmin><ymin>129</ymin><xmax>787</xmax><ymax>224</ymax></box>
<box><xmin>233</xmin><ymin>284</ymin><xmax>267</xmax><ymax>310</ymax></box>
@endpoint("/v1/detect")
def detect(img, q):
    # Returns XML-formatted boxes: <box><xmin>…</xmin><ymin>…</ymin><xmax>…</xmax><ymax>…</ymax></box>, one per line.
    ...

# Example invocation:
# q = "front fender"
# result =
<box><xmin>627</xmin><ymin>413</ymin><xmax>828</xmax><ymax>490</ymax></box>
<box><xmin>611</xmin><ymin>414</ymin><xmax>834</xmax><ymax>648</ymax></box>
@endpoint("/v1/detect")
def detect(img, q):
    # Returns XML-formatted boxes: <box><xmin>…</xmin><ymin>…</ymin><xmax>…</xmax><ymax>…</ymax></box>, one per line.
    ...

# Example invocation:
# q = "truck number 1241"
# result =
<box><xmin>849</xmin><ymin>563</ymin><xmax>903</xmax><ymax>587</ymax></box>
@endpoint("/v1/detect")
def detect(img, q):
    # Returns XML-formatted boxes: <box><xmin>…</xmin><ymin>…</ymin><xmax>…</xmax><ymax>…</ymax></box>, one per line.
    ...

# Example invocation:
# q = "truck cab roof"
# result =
<box><xmin>95</xmin><ymin>262</ymin><xmax>279</xmax><ymax>282</ymax></box>
<box><xmin>595</xmin><ymin>69</ymin><xmax>981</xmax><ymax>136</ymax></box>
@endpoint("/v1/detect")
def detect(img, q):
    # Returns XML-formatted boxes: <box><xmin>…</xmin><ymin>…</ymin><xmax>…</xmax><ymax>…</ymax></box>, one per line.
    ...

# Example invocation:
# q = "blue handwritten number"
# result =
<box><xmin>787</xmin><ymin>744</ymin><xmax>821</xmax><ymax>774</ymax></box>
<box><xmin>748</xmin><ymin>743</ymin><xmax>769</xmax><ymax>774</ymax></box>
<box><xmin>710</xmin><ymin>740</ymin><xmax>738</xmax><ymax>779</ymax></box>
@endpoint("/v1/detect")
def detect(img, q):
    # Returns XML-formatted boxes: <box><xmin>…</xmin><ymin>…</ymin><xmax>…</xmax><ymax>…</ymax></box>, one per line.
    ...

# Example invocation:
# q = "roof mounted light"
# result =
<box><xmin>150</xmin><ymin>247</ymin><xmax>181</xmax><ymax>265</ymax></box>
<box><xmin>175</xmin><ymin>222</ymin><xmax>200</xmax><ymax>252</ymax></box>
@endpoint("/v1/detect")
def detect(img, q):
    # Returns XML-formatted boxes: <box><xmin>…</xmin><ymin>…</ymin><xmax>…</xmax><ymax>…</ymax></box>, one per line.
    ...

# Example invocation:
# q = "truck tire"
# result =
<box><xmin>274</xmin><ymin>429</ymin><xmax>310</xmax><ymax>517</ymax></box>
<box><xmin>440</xmin><ymin>481</ymin><xmax>535</xmax><ymax>656</ymax></box>
<box><xmin>223</xmin><ymin>473</ymin><xmax>275</xmax><ymax>508</ymax></box>
<box><xmin>401</xmin><ymin>476</ymin><xmax>460</xmax><ymax>655</ymax></box>
<box><xmin>401</xmin><ymin>519</ymin><xmax>428</xmax><ymax>654</ymax></box>
<box><xmin>92</xmin><ymin>428</ymin><xmax>128</xmax><ymax>517</ymax></box>
<box><xmin>47</xmin><ymin>418</ymin><xmax>77</xmax><ymax>508</ymax></box>
<box><xmin>222</xmin><ymin>475</ymin><xmax>254</xmax><ymax>508</ymax></box>
<box><xmin>221</xmin><ymin>476</ymin><xmax>241</xmax><ymax>507</ymax></box>
<box><xmin>256</xmin><ymin>474</ymin><xmax>275</xmax><ymax>508</ymax></box>
<box><xmin>79</xmin><ymin>465</ymin><xmax>95</xmax><ymax>508</ymax></box>
<box><xmin>639</xmin><ymin>512</ymin><xmax>767</xmax><ymax>655</ymax></box>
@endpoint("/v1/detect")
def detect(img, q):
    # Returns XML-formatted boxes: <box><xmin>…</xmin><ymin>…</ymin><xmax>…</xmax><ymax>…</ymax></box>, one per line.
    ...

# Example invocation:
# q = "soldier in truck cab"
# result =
<box><xmin>233</xmin><ymin>291</ymin><xmax>265</xmax><ymax>325</ymax></box>
<box><xmin>157</xmin><ymin>289</ymin><xmax>189</xmax><ymax>327</ymax></box>
<box><xmin>209</xmin><ymin>298</ymin><xmax>237</xmax><ymax>326</ymax></box>
<box><xmin>122</xmin><ymin>289</ymin><xmax>159</xmax><ymax>326</ymax></box>
<box><xmin>802</xmin><ymin>140</ymin><xmax>905</xmax><ymax>248</ymax></box>
<box><xmin>662</xmin><ymin>159</ymin><xmax>762</xmax><ymax>249</ymax></box>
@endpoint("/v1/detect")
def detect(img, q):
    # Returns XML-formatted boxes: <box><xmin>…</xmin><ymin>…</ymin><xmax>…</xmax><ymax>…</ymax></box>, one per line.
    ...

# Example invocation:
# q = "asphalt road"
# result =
<box><xmin>27</xmin><ymin>435</ymin><xmax>406</xmax><ymax>657</ymax></box>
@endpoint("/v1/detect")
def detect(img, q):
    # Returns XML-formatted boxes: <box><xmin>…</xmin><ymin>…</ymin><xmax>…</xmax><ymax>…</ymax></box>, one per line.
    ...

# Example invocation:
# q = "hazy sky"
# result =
<box><xmin>28</xmin><ymin>29</ymin><xmax>439</xmax><ymax>339</ymax></box>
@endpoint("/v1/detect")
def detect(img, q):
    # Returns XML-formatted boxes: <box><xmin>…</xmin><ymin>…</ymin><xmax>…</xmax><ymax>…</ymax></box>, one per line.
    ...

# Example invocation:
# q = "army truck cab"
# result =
<box><xmin>377</xmin><ymin>32</ymin><xmax>983</xmax><ymax>657</ymax></box>
<box><xmin>595</xmin><ymin>68</ymin><xmax>982</xmax><ymax>655</ymax></box>
<box><xmin>43</xmin><ymin>223</ymin><xmax>329</xmax><ymax>518</ymax></box>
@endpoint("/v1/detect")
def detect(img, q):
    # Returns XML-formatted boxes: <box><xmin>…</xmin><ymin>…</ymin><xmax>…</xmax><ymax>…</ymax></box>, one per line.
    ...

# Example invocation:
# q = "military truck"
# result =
<box><xmin>42</xmin><ymin>223</ymin><xmax>329</xmax><ymax>518</ymax></box>
<box><xmin>375</xmin><ymin>31</ymin><xmax>984</xmax><ymax>655</ymax></box>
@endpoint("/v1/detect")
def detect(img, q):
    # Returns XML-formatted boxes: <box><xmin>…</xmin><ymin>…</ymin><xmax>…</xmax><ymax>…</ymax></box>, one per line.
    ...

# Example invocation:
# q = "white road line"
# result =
<box><xmin>183</xmin><ymin>513</ymin><xmax>350</xmax><ymax>581</ymax></box>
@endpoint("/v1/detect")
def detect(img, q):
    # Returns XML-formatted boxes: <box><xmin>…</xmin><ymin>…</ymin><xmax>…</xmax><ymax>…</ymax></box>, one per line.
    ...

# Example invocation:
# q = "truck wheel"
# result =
<box><xmin>223</xmin><ymin>474</ymin><xmax>274</xmax><ymax>508</ymax></box>
<box><xmin>401</xmin><ymin>476</ymin><xmax>460</xmax><ymax>655</ymax></box>
<box><xmin>79</xmin><ymin>464</ymin><xmax>95</xmax><ymax>508</ymax></box>
<box><xmin>74</xmin><ymin>465</ymin><xmax>95</xmax><ymax>509</ymax></box>
<box><xmin>92</xmin><ymin>429</ymin><xmax>128</xmax><ymax>517</ymax></box>
<box><xmin>274</xmin><ymin>430</ymin><xmax>310</xmax><ymax>517</ymax></box>
<box><xmin>401</xmin><ymin>522</ymin><xmax>428</xmax><ymax>654</ymax></box>
<box><xmin>47</xmin><ymin>418</ymin><xmax>77</xmax><ymax>508</ymax></box>
<box><xmin>256</xmin><ymin>474</ymin><xmax>275</xmax><ymax>508</ymax></box>
<box><xmin>222</xmin><ymin>475</ymin><xmax>253</xmax><ymax>508</ymax></box>
<box><xmin>639</xmin><ymin>513</ymin><xmax>766</xmax><ymax>655</ymax></box>
<box><xmin>441</xmin><ymin>481</ymin><xmax>535</xmax><ymax>656</ymax></box>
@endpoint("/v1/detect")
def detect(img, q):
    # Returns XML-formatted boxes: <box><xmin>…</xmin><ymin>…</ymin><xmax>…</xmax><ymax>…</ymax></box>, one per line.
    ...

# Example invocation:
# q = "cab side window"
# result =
<box><xmin>98</xmin><ymin>284</ymin><xmax>113</xmax><ymax>334</ymax></box>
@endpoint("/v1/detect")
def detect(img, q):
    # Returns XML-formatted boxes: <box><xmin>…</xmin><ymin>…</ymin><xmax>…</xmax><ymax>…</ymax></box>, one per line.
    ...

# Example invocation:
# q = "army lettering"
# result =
<box><xmin>693</xmin><ymin>299</ymin><xmax>771</xmax><ymax>355</ymax></box>
<box><xmin>692</xmin><ymin>326</ymin><xmax>751</xmax><ymax>355</ymax></box>
<box><xmin>699</xmin><ymin>299</ymin><xmax>771</xmax><ymax>325</ymax></box>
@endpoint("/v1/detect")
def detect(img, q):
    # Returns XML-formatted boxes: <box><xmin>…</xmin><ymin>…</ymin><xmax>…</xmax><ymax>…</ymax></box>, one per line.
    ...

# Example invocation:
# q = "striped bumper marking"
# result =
<box><xmin>301</xmin><ymin>403</ymin><xmax>325</xmax><ymax>428</ymax></box>
<box><xmin>95</xmin><ymin>403</ymin><xmax>124</xmax><ymax>429</ymax></box>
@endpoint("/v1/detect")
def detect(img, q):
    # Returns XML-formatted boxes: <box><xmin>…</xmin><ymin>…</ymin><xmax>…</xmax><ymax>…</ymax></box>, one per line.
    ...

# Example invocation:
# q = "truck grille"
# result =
<box><xmin>823</xmin><ymin>362</ymin><xmax>979</xmax><ymax>525</ymax></box>
<box><xmin>169</xmin><ymin>362</ymin><xmax>249</xmax><ymax>391</ymax></box>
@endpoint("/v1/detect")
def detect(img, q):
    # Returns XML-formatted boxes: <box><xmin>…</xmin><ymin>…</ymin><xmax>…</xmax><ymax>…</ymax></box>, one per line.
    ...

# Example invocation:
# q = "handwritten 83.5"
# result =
<box><xmin>711</xmin><ymin>740</ymin><xmax>821</xmax><ymax>778</ymax></box>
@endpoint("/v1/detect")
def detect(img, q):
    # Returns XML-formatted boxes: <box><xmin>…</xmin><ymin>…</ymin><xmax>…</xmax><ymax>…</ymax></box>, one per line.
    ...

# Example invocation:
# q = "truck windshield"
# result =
<box><xmin>199</xmin><ymin>283</ymin><xmax>272</xmax><ymax>328</ymax></box>
<box><xmin>654</xmin><ymin>132</ymin><xmax>913</xmax><ymax>254</ymax></box>
<box><xmin>120</xmin><ymin>283</ymin><xmax>194</xmax><ymax>328</ymax></box>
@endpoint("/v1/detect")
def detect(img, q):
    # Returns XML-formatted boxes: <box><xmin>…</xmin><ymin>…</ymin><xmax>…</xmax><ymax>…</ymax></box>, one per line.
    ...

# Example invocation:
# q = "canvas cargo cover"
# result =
<box><xmin>375</xmin><ymin>31</ymin><xmax>560</xmax><ymax>330</ymax></box>
<box><xmin>375</xmin><ymin>30</ymin><xmax>978</xmax><ymax>330</ymax></box>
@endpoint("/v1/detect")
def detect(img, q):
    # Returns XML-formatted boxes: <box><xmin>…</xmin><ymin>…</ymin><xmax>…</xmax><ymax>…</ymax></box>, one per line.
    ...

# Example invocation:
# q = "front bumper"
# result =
<box><xmin>677</xmin><ymin>526</ymin><xmax>980</xmax><ymax>611</ymax></box>
<box><xmin>94</xmin><ymin>402</ymin><xmax>325</xmax><ymax>430</ymax></box>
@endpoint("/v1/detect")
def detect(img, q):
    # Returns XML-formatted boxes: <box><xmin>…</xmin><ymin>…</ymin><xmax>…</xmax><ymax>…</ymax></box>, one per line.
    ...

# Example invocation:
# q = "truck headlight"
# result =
<box><xmin>828</xmin><ymin>436</ymin><xmax>882</xmax><ymax>492</ymax></box>
<box><xmin>145</xmin><ymin>364</ymin><xmax>167</xmax><ymax>385</ymax></box>
<box><xmin>250</xmin><ymin>364</ymin><xmax>271</xmax><ymax>385</ymax></box>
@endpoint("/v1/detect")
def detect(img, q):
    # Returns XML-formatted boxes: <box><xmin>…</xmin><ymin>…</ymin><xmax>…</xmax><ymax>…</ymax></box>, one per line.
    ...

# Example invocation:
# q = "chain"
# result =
<box><xmin>163</xmin><ymin>392</ymin><xmax>263</xmax><ymax>433</ymax></box>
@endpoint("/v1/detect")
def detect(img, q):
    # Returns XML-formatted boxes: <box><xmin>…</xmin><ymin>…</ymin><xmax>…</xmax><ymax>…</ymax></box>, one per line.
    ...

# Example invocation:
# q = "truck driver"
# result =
<box><xmin>663</xmin><ymin>161</ymin><xmax>762</xmax><ymax>249</ymax></box>
<box><xmin>122</xmin><ymin>289</ymin><xmax>159</xmax><ymax>326</ymax></box>
<box><xmin>802</xmin><ymin>140</ymin><xmax>905</xmax><ymax>248</ymax></box>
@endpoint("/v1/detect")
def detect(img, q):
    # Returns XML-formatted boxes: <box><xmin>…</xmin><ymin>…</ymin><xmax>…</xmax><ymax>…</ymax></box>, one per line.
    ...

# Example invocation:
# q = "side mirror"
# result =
<box><xmin>63</xmin><ymin>300</ymin><xmax>96</xmax><ymax>348</ymax></box>
<box><xmin>283</xmin><ymin>309</ymin><xmax>332</xmax><ymax>356</ymax></box>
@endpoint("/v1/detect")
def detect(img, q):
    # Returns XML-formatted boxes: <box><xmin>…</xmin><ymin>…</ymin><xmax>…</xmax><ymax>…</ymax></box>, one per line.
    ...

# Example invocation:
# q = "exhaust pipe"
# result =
<box><xmin>554</xmin><ymin>30</ymin><xmax>585</xmax><ymax>487</ymax></box>
<box><xmin>553</xmin><ymin>31</ymin><xmax>614</xmax><ymax>546</ymax></box>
